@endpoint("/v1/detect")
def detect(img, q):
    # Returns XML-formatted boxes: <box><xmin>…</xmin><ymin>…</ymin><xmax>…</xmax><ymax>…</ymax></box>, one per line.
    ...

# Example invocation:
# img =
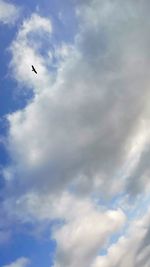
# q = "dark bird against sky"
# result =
<box><xmin>32</xmin><ymin>65</ymin><xmax>37</xmax><ymax>74</ymax></box>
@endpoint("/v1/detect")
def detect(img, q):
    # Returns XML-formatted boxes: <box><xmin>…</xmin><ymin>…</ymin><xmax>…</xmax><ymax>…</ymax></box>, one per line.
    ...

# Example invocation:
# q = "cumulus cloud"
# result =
<box><xmin>7</xmin><ymin>0</ymin><xmax>150</xmax><ymax>198</ymax></box>
<box><xmin>0</xmin><ymin>0</ymin><xmax>20</xmax><ymax>25</ymax></box>
<box><xmin>3</xmin><ymin>0</ymin><xmax>150</xmax><ymax>266</ymax></box>
<box><xmin>52</xmin><ymin>197</ymin><xmax>125</xmax><ymax>267</ymax></box>
<box><xmin>4</xmin><ymin>190</ymin><xmax>150</xmax><ymax>267</ymax></box>
<box><xmin>4</xmin><ymin>191</ymin><xmax>126</xmax><ymax>267</ymax></box>
<box><xmin>3</xmin><ymin>258</ymin><xmax>30</xmax><ymax>267</ymax></box>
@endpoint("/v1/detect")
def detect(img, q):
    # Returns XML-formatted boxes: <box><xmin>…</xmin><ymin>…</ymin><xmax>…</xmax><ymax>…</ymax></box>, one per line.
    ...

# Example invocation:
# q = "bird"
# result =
<box><xmin>32</xmin><ymin>65</ymin><xmax>37</xmax><ymax>74</ymax></box>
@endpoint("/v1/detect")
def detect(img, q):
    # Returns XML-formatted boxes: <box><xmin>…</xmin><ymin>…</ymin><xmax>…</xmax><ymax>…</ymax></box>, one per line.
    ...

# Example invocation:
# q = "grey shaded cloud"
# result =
<box><xmin>92</xmin><ymin>210</ymin><xmax>150</xmax><ymax>267</ymax></box>
<box><xmin>2</xmin><ymin>1</ymin><xmax>150</xmax><ymax>266</ymax></box>
<box><xmin>7</xmin><ymin>0</ymin><xmax>150</xmax><ymax>199</ymax></box>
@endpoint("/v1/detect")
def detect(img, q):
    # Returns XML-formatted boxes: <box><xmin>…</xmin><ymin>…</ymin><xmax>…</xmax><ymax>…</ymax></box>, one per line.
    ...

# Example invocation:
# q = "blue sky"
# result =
<box><xmin>0</xmin><ymin>1</ymin><xmax>150</xmax><ymax>267</ymax></box>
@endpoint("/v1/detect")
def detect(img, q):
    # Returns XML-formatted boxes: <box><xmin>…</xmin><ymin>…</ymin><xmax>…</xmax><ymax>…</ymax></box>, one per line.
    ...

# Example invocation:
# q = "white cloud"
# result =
<box><xmin>3</xmin><ymin>0</ymin><xmax>150</xmax><ymax>266</ymax></box>
<box><xmin>4</xmin><ymin>191</ymin><xmax>126</xmax><ymax>267</ymax></box>
<box><xmin>0</xmin><ymin>0</ymin><xmax>20</xmax><ymax>25</ymax></box>
<box><xmin>18</xmin><ymin>13</ymin><xmax>52</xmax><ymax>39</ymax></box>
<box><xmin>92</xmin><ymin>210</ymin><xmax>150</xmax><ymax>267</ymax></box>
<box><xmin>52</xmin><ymin>196</ymin><xmax>126</xmax><ymax>267</ymax></box>
<box><xmin>3</xmin><ymin>258</ymin><xmax>30</xmax><ymax>267</ymax></box>
<box><xmin>10</xmin><ymin>13</ymin><xmax>53</xmax><ymax>93</ymax></box>
<box><xmin>7</xmin><ymin>1</ymin><xmax>150</xmax><ymax>198</ymax></box>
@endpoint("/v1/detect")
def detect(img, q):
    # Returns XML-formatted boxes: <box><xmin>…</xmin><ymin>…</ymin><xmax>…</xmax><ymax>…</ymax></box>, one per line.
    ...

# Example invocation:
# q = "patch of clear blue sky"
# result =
<box><xmin>0</xmin><ymin>229</ymin><xmax>56</xmax><ymax>267</ymax></box>
<box><xmin>0</xmin><ymin>1</ymin><xmax>78</xmax><ymax>266</ymax></box>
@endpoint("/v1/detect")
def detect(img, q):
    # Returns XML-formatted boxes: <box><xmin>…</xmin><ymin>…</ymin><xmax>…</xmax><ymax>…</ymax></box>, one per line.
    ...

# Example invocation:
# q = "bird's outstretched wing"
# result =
<box><xmin>32</xmin><ymin>65</ymin><xmax>37</xmax><ymax>74</ymax></box>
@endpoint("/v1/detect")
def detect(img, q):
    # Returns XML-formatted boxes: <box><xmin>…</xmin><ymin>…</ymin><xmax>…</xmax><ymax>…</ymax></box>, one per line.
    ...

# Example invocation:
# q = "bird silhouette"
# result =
<box><xmin>32</xmin><ymin>65</ymin><xmax>37</xmax><ymax>74</ymax></box>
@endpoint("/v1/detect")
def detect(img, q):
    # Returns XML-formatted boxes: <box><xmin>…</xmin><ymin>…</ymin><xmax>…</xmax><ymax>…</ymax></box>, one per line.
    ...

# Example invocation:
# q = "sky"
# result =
<box><xmin>0</xmin><ymin>0</ymin><xmax>150</xmax><ymax>267</ymax></box>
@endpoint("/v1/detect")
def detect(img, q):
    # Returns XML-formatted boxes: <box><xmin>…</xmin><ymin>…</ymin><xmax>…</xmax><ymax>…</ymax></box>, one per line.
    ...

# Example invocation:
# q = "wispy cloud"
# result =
<box><xmin>3</xmin><ymin>258</ymin><xmax>30</xmax><ymax>267</ymax></box>
<box><xmin>0</xmin><ymin>0</ymin><xmax>20</xmax><ymax>25</ymax></box>
<box><xmin>92</xmin><ymin>209</ymin><xmax>150</xmax><ymax>267</ymax></box>
<box><xmin>10</xmin><ymin>13</ymin><xmax>52</xmax><ymax>92</ymax></box>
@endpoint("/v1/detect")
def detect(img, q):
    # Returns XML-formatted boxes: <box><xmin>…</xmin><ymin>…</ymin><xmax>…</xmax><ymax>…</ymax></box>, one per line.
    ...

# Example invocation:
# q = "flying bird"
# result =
<box><xmin>32</xmin><ymin>65</ymin><xmax>37</xmax><ymax>74</ymax></box>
